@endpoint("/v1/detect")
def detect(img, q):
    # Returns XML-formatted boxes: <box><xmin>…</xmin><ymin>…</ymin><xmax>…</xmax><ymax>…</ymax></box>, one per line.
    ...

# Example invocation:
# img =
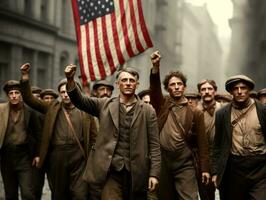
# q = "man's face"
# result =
<box><xmin>33</xmin><ymin>93</ymin><xmax>41</xmax><ymax>100</ymax></box>
<box><xmin>43</xmin><ymin>94</ymin><xmax>56</xmax><ymax>103</ymax></box>
<box><xmin>187</xmin><ymin>97</ymin><xmax>198</xmax><ymax>108</ymax></box>
<box><xmin>230</xmin><ymin>82</ymin><xmax>250</xmax><ymax>103</ymax></box>
<box><xmin>259</xmin><ymin>95</ymin><xmax>266</xmax><ymax>104</ymax></box>
<box><xmin>141</xmin><ymin>94</ymin><xmax>150</xmax><ymax>104</ymax></box>
<box><xmin>8</xmin><ymin>90</ymin><xmax>22</xmax><ymax>105</ymax></box>
<box><xmin>116</xmin><ymin>72</ymin><xmax>138</xmax><ymax>97</ymax></box>
<box><xmin>59</xmin><ymin>84</ymin><xmax>71</xmax><ymax>105</ymax></box>
<box><xmin>167</xmin><ymin>76</ymin><xmax>186</xmax><ymax>99</ymax></box>
<box><xmin>94</xmin><ymin>85</ymin><xmax>113</xmax><ymax>98</ymax></box>
<box><xmin>199</xmin><ymin>82</ymin><xmax>216</xmax><ymax>103</ymax></box>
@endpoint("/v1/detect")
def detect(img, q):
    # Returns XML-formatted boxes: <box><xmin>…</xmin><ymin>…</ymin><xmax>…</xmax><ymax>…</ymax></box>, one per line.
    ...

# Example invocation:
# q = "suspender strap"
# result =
<box><xmin>62</xmin><ymin>107</ymin><xmax>86</xmax><ymax>159</ymax></box>
<box><xmin>231</xmin><ymin>103</ymin><xmax>255</xmax><ymax>128</ymax></box>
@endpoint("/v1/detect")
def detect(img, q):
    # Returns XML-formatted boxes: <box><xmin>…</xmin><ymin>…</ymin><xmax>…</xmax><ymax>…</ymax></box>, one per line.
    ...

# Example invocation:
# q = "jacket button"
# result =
<box><xmin>108</xmin><ymin>155</ymin><xmax>112</xmax><ymax>159</ymax></box>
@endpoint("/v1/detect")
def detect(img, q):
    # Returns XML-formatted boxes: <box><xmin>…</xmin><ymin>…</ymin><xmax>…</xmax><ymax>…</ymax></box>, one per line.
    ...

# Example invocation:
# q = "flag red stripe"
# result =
<box><xmin>71</xmin><ymin>0</ymin><xmax>87</xmax><ymax>84</ymax></box>
<box><xmin>129</xmin><ymin>0</ymin><xmax>144</xmax><ymax>52</ymax></box>
<box><xmin>119</xmin><ymin>0</ymin><xmax>134</xmax><ymax>57</ymax></box>
<box><xmin>111</xmin><ymin>13</ymin><xmax>125</xmax><ymax>65</ymax></box>
<box><xmin>85</xmin><ymin>24</ymin><xmax>96</xmax><ymax>81</ymax></box>
<box><xmin>136</xmin><ymin>0</ymin><xmax>153</xmax><ymax>47</ymax></box>
<box><xmin>92</xmin><ymin>20</ymin><xmax>106</xmax><ymax>79</ymax></box>
<box><xmin>101</xmin><ymin>16</ymin><xmax>116</xmax><ymax>73</ymax></box>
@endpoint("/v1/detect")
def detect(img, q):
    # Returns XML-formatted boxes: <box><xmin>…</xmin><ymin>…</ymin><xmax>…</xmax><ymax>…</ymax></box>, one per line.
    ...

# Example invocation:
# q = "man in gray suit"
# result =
<box><xmin>65</xmin><ymin>64</ymin><xmax>161</xmax><ymax>200</ymax></box>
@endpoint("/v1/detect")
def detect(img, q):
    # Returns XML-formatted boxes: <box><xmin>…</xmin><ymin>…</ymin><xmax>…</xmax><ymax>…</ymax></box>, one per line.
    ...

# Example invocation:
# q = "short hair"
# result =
<box><xmin>197</xmin><ymin>79</ymin><xmax>217</xmax><ymax>92</ymax></box>
<box><xmin>163</xmin><ymin>71</ymin><xmax>187</xmax><ymax>91</ymax></box>
<box><xmin>116</xmin><ymin>68</ymin><xmax>139</xmax><ymax>81</ymax></box>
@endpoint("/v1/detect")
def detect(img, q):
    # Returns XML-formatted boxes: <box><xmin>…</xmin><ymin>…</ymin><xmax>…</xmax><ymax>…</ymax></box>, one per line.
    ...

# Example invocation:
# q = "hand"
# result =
<box><xmin>21</xmin><ymin>63</ymin><xmax>31</xmax><ymax>74</ymax></box>
<box><xmin>20</xmin><ymin>63</ymin><xmax>31</xmax><ymax>80</ymax></box>
<box><xmin>150</xmin><ymin>51</ymin><xmax>161</xmax><ymax>73</ymax></box>
<box><xmin>32</xmin><ymin>157</ymin><xmax>40</xmax><ymax>168</ymax></box>
<box><xmin>148</xmin><ymin>177</ymin><xmax>158</xmax><ymax>192</ymax></box>
<box><xmin>202</xmin><ymin>172</ymin><xmax>210</xmax><ymax>185</ymax></box>
<box><xmin>211</xmin><ymin>175</ymin><xmax>218</xmax><ymax>188</ymax></box>
<box><xmin>64</xmin><ymin>64</ymin><xmax>77</xmax><ymax>80</ymax></box>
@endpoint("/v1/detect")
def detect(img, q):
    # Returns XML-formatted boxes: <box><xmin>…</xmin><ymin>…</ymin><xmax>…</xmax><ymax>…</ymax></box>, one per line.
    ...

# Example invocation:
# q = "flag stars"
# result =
<box><xmin>77</xmin><ymin>0</ymin><xmax>114</xmax><ymax>25</ymax></box>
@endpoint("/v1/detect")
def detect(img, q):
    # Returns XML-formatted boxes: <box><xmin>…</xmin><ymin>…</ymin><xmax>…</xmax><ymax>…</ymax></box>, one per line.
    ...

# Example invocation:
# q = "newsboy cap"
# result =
<box><xmin>257</xmin><ymin>88</ymin><xmax>266</xmax><ymax>98</ymax></box>
<box><xmin>225</xmin><ymin>75</ymin><xmax>255</xmax><ymax>92</ymax></box>
<box><xmin>57</xmin><ymin>78</ymin><xmax>82</xmax><ymax>92</ymax></box>
<box><xmin>92</xmin><ymin>80</ymin><xmax>114</xmax><ymax>91</ymax></box>
<box><xmin>138</xmin><ymin>89</ymin><xmax>150</xmax><ymax>99</ymax></box>
<box><xmin>3</xmin><ymin>80</ymin><xmax>21</xmax><ymax>94</ymax></box>
<box><xmin>40</xmin><ymin>89</ymin><xmax>59</xmax><ymax>99</ymax></box>
<box><xmin>31</xmin><ymin>86</ymin><xmax>42</xmax><ymax>94</ymax></box>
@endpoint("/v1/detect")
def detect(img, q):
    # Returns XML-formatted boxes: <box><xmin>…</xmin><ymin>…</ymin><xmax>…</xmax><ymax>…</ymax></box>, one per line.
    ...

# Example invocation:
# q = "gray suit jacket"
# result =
<box><xmin>67</xmin><ymin>85</ymin><xmax>161</xmax><ymax>192</ymax></box>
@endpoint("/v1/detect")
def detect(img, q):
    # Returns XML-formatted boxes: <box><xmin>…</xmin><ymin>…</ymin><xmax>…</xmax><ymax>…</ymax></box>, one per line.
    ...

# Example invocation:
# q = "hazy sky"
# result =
<box><xmin>186</xmin><ymin>0</ymin><xmax>233</xmax><ymax>38</ymax></box>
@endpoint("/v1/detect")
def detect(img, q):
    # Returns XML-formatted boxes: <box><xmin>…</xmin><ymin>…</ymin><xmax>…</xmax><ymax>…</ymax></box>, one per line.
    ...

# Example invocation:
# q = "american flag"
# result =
<box><xmin>71</xmin><ymin>0</ymin><xmax>153</xmax><ymax>83</ymax></box>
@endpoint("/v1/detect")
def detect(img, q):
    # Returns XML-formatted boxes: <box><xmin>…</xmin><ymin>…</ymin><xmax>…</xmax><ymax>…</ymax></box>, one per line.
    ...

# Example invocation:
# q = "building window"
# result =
<box><xmin>0</xmin><ymin>42</ymin><xmax>11</xmax><ymax>98</ymax></box>
<box><xmin>41</xmin><ymin>0</ymin><xmax>48</xmax><ymax>22</ymax></box>
<box><xmin>37</xmin><ymin>52</ymin><xmax>49</xmax><ymax>88</ymax></box>
<box><xmin>24</xmin><ymin>0</ymin><xmax>32</xmax><ymax>15</ymax></box>
<box><xmin>60</xmin><ymin>51</ymin><xmax>69</xmax><ymax>76</ymax></box>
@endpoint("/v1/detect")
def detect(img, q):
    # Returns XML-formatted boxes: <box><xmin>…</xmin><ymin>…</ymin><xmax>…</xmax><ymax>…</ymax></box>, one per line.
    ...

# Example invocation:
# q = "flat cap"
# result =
<box><xmin>184</xmin><ymin>89</ymin><xmax>200</xmax><ymax>99</ymax></box>
<box><xmin>92</xmin><ymin>80</ymin><xmax>114</xmax><ymax>91</ymax></box>
<box><xmin>57</xmin><ymin>78</ymin><xmax>82</xmax><ymax>92</ymax></box>
<box><xmin>215</xmin><ymin>92</ymin><xmax>232</xmax><ymax>102</ymax></box>
<box><xmin>257</xmin><ymin>88</ymin><xmax>266</xmax><ymax>97</ymax></box>
<box><xmin>225</xmin><ymin>75</ymin><xmax>255</xmax><ymax>92</ymax></box>
<box><xmin>3</xmin><ymin>80</ymin><xmax>21</xmax><ymax>94</ymax></box>
<box><xmin>31</xmin><ymin>86</ymin><xmax>42</xmax><ymax>94</ymax></box>
<box><xmin>40</xmin><ymin>89</ymin><xmax>59</xmax><ymax>99</ymax></box>
<box><xmin>138</xmin><ymin>89</ymin><xmax>150</xmax><ymax>99</ymax></box>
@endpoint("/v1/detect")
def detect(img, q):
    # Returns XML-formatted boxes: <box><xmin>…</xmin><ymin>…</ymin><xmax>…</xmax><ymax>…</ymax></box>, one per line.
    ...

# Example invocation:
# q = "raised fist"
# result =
<box><xmin>20</xmin><ymin>63</ymin><xmax>31</xmax><ymax>75</ymax></box>
<box><xmin>150</xmin><ymin>51</ymin><xmax>161</xmax><ymax>66</ymax></box>
<box><xmin>64</xmin><ymin>64</ymin><xmax>77</xmax><ymax>80</ymax></box>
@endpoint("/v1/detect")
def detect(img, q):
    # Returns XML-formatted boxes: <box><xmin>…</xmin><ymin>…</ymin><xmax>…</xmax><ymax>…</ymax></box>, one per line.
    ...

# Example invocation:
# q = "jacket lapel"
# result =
<box><xmin>109</xmin><ymin>98</ymin><xmax>119</xmax><ymax>130</ymax></box>
<box><xmin>130</xmin><ymin>101</ymin><xmax>142</xmax><ymax>128</ymax></box>
<box><xmin>0</xmin><ymin>103</ymin><xmax>10</xmax><ymax>148</ymax></box>
<box><xmin>223</xmin><ymin>104</ymin><xmax>232</xmax><ymax>139</ymax></box>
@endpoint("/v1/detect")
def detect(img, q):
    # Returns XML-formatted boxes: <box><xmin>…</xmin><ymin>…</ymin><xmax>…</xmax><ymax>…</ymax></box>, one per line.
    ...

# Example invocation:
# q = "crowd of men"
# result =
<box><xmin>0</xmin><ymin>50</ymin><xmax>265</xmax><ymax>200</ymax></box>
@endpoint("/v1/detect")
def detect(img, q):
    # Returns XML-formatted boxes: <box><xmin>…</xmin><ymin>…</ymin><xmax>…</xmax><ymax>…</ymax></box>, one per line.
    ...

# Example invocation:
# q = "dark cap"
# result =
<box><xmin>57</xmin><ymin>78</ymin><xmax>82</xmax><ymax>92</ymax></box>
<box><xmin>3</xmin><ymin>80</ymin><xmax>21</xmax><ymax>94</ymax></box>
<box><xmin>138</xmin><ymin>89</ymin><xmax>150</xmax><ymax>99</ymax></box>
<box><xmin>225</xmin><ymin>75</ymin><xmax>255</xmax><ymax>92</ymax></box>
<box><xmin>92</xmin><ymin>80</ymin><xmax>114</xmax><ymax>91</ymax></box>
<box><xmin>215</xmin><ymin>92</ymin><xmax>232</xmax><ymax>102</ymax></box>
<box><xmin>40</xmin><ymin>89</ymin><xmax>59</xmax><ymax>99</ymax></box>
<box><xmin>257</xmin><ymin>88</ymin><xmax>266</xmax><ymax>98</ymax></box>
<box><xmin>31</xmin><ymin>86</ymin><xmax>42</xmax><ymax>94</ymax></box>
<box><xmin>184</xmin><ymin>89</ymin><xmax>200</xmax><ymax>99</ymax></box>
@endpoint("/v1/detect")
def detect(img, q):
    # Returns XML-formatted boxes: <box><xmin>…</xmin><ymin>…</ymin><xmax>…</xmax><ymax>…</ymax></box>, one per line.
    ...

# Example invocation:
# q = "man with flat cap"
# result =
<box><xmin>257</xmin><ymin>88</ymin><xmax>266</xmax><ymax>104</ymax></box>
<box><xmin>40</xmin><ymin>89</ymin><xmax>58</xmax><ymax>103</ymax></box>
<box><xmin>19</xmin><ymin>63</ymin><xmax>97</xmax><ymax>200</ymax></box>
<box><xmin>92</xmin><ymin>80</ymin><xmax>114</xmax><ymax>98</ymax></box>
<box><xmin>0</xmin><ymin>80</ymin><xmax>41</xmax><ymax>200</ymax></box>
<box><xmin>211</xmin><ymin>75</ymin><xmax>266</xmax><ymax>200</ymax></box>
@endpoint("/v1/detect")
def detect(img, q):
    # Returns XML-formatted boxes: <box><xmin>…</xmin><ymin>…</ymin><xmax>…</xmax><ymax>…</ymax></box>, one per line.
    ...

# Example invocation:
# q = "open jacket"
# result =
<box><xmin>67</xmin><ymin>84</ymin><xmax>161</xmax><ymax>192</ymax></box>
<box><xmin>20</xmin><ymin>80</ymin><xmax>97</xmax><ymax>167</ymax></box>
<box><xmin>212</xmin><ymin>100</ymin><xmax>266</xmax><ymax>186</ymax></box>
<box><xmin>0</xmin><ymin>102</ymin><xmax>41</xmax><ymax>157</ymax></box>
<box><xmin>150</xmin><ymin>71</ymin><xmax>210</xmax><ymax>173</ymax></box>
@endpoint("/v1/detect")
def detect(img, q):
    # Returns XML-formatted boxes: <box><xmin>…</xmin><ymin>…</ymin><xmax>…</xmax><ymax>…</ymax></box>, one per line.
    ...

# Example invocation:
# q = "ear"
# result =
<box><xmin>136</xmin><ymin>81</ymin><xmax>139</xmax><ymax>89</ymax></box>
<box><xmin>115</xmin><ymin>80</ymin><xmax>119</xmax><ymax>89</ymax></box>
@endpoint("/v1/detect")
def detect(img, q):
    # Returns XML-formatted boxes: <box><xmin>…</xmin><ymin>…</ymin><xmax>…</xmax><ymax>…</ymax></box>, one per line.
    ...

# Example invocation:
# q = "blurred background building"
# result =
<box><xmin>0</xmin><ymin>0</ymin><xmax>223</xmax><ymax>99</ymax></box>
<box><xmin>227</xmin><ymin>0</ymin><xmax>266</xmax><ymax>90</ymax></box>
<box><xmin>0</xmin><ymin>0</ymin><xmax>228</xmax><ymax>199</ymax></box>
